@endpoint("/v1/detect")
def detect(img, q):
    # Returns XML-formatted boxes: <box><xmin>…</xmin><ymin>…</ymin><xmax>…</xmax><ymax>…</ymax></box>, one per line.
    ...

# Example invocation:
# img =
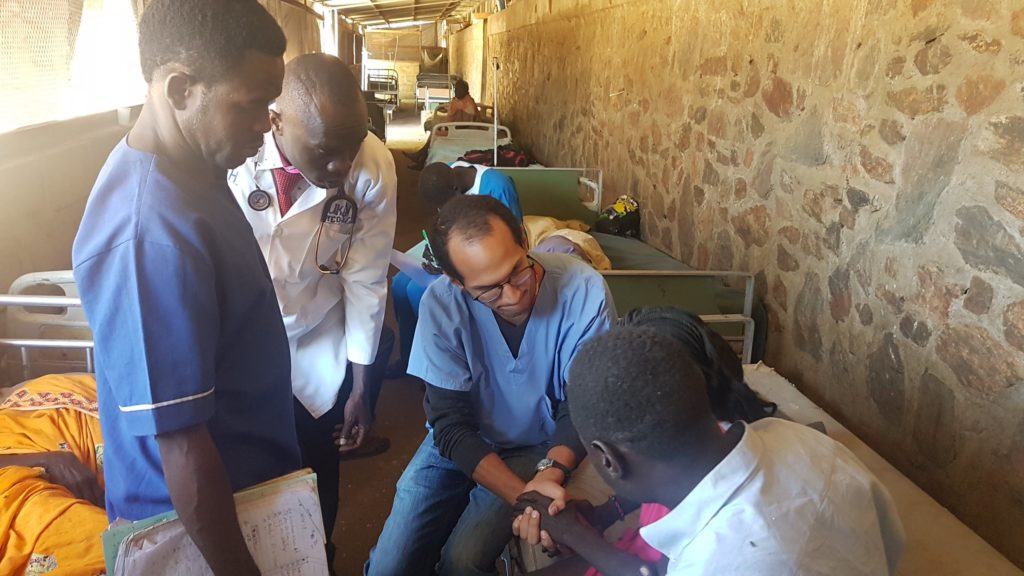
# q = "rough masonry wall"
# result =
<box><xmin>477</xmin><ymin>0</ymin><xmax>1024</xmax><ymax>565</ymax></box>
<box><xmin>450</xmin><ymin>22</ymin><xmax>487</xmax><ymax>103</ymax></box>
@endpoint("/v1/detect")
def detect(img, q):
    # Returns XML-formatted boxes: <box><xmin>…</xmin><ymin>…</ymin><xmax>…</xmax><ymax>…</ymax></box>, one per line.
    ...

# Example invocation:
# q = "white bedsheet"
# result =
<box><xmin>743</xmin><ymin>363</ymin><xmax>1019</xmax><ymax>576</ymax></box>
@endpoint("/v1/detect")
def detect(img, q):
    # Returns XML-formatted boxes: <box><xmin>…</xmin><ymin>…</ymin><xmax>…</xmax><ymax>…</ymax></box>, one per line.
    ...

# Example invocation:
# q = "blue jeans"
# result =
<box><xmin>392</xmin><ymin>272</ymin><xmax>432</xmax><ymax>371</ymax></box>
<box><xmin>366</xmin><ymin>432</ymin><xmax>549</xmax><ymax>576</ymax></box>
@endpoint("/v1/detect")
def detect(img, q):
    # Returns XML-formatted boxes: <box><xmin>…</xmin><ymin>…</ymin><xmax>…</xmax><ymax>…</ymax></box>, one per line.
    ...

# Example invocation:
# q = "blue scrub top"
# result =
<box><xmin>450</xmin><ymin>162</ymin><xmax>523</xmax><ymax>222</ymax></box>
<box><xmin>72</xmin><ymin>139</ymin><xmax>301</xmax><ymax>521</ymax></box>
<box><xmin>408</xmin><ymin>252</ymin><xmax>616</xmax><ymax>449</ymax></box>
<box><xmin>479</xmin><ymin>169</ymin><xmax>524</xmax><ymax>220</ymax></box>
<box><xmin>477</xmin><ymin>169</ymin><xmax>524</xmax><ymax>222</ymax></box>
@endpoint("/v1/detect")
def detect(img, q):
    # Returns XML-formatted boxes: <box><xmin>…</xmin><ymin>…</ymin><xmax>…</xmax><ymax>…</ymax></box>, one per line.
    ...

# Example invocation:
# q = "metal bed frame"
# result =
<box><xmin>415</xmin><ymin>73</ymin><xmax>456</xmax><ymax>110</ymax></box>
<box><xmin>602</xmin><ymin>270</ymin><xmax>756</xmax><ymax>363</ymax></box>
<box><xmin>0</xmin><ymin>294</ymin><xmax>93</xmax><ymax>383</ymax></box>
<box><xmin>424</xmin><ymin>121</ymin><xmax>514</xmax><ymax>166</ymax></box>
<box><xmin>495</xmin><ymin>166</ymin><xmax>759</xmax><ymax>363</ymax></box>
<box><xmin>365</xmin><ymin>68</ymin><xmax>399</xmax><ymax>112</ymax></box>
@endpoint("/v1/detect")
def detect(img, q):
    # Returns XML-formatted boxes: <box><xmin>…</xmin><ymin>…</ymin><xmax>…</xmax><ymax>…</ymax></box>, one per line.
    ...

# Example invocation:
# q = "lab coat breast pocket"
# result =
<box><xmin>315</xmin><ymin>224</ymin><xmax>352</xmax><ymax>269</ymax></box>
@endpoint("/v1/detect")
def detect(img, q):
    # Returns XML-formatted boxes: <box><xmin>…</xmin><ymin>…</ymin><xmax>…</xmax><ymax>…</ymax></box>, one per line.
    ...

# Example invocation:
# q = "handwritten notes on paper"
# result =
<box><xmin>110</xmin><ymin>471</ymin><xmax>327</xmax><ymax>576</ymax></box>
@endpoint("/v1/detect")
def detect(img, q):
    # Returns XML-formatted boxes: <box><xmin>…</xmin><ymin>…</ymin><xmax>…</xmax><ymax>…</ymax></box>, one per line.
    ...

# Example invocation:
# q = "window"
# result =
<box><xmin>0</xmin><ymin>0</ymin><xmax>145</xmax><ymax>134</ymax></box>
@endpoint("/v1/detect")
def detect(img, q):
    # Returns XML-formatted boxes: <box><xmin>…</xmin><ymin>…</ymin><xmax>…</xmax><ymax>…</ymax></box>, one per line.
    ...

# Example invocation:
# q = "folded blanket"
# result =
<box><xmin>524</xmin><ymin>215</ymin><xmax>613</xmax><ymax>270</ymax></box>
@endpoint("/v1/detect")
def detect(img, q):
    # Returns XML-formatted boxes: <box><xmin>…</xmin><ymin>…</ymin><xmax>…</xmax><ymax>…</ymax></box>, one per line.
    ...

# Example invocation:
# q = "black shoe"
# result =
<box><xmin>338</xmin><ymin>436</ymin><xmax>391</xmax><ymax>461</ymax></box>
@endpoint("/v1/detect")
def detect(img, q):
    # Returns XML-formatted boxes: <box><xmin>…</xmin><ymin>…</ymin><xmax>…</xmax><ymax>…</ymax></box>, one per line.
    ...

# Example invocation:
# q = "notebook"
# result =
<box><xmin>102</xmin><ymin>469</ymin><xmax>328</xmax><ymax>576</ymax></box>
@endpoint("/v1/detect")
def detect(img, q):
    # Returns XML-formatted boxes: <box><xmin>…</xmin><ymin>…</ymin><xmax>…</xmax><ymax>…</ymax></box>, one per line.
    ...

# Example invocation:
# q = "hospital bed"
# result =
<box><xmin>0</xmin><ymin>271</ymin><xmax>92</xmax><ymax>386</ymax></box>
<box><xmin>415</xmin><ymin>72</ymin><xmax>457</xmax><ymax>111</ymax></box>
<box><xmin>424</xmin><ymin>121</ymin><xmax>519</xmax><ymax>166</ymax></box>
<box><xmin>396</xmin><ymin>164</ymin><xmax>761</xmax><ymax>362</ymax></box>
<box><xmin>423</xmin><ymin>103</ymin><xmax>495</xmax><ymax>132</ymax></box>
<box><xmin>424</xmin><ymin>121</ymin><xmax>543</xmax><ymax>172</ymax></box>
<box><xmin>365</xmin><ymin>68</ymin><xmax>399</xmax><ymax>113</ymax></box>
<box><xmin>495</xmin><ymin>166</ymin><xmax>765</xmax><ymax>362</ymax></box>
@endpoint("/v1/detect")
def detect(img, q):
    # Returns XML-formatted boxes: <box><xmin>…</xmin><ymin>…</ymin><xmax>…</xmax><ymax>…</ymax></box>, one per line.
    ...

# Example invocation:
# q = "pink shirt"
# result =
<box><xmin>583</xmin><ymin>503</ymin><xmax>670</xmax><ymax>576</ymax></box>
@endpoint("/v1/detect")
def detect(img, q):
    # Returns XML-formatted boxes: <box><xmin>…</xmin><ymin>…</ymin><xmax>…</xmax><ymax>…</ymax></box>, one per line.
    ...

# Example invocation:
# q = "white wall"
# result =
<box><xmin>0</xmin><ymin>112</ymin><xmax>129</xmax><ymax>291</ymax></box>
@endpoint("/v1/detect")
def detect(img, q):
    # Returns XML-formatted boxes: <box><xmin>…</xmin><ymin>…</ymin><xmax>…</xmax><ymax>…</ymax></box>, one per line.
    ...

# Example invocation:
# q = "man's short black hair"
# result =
<box><xmin>453</xmin><ymin>79</ymin><xmax>470</xmax><ymax>99</ymax></box>
<box><xmin>568</xmin><ymin>326</ymin><xmax>712</xmax><ymax>458</ymax></box>
<box><xmin>427</xmin><ymin>195</ymin><xmax>526</xmax><ymax>284</ymax></box>
<box><xmin>139</xmin><ymin>0</ymin><xmax>286</xmax><ymax>83</ymax></box>
<box><xmin>419</xmin><ymin>163</ymin><xmax>462</xmax><ymax>211</ymax></box>
<box><xmin>621</xmin><ymin>306</ymin><xmax>773</xmax><ymax>423</ymax></box>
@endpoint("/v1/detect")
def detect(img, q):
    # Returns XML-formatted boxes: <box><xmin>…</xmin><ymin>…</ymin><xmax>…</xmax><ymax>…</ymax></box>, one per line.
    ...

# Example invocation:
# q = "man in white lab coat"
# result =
<box><xmin>227</xmin><ymin>53</ymin><xmax>397</xmax><ymax>561</ymax></box>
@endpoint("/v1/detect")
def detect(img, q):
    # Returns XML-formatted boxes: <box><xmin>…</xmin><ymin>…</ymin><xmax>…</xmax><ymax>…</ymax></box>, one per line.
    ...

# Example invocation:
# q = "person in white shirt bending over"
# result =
<box><xmin>227</xmin><ymin>53</ymin><xmax>397</xmax><ymax>566</ymax></box>
<box><xmin>517</xmin><ymin>325</ymin><xmax>905</xmax><ymax>576</ymax></box>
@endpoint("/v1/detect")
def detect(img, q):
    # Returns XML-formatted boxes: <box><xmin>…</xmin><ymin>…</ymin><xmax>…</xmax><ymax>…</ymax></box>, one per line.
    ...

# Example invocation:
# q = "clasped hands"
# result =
<box><xmin>512</xmin><ymin>490</ymin><xmax>595</xmax><ymax>555</ymax></box>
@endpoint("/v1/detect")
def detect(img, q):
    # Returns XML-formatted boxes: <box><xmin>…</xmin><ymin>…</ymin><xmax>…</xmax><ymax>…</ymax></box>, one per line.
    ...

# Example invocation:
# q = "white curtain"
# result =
<box><xmin>0</xmin><ymin>0</ymin><xmax>143</xmax><ymax>134</ymax></box>
<box><xmin>0</xmin><ymin>0</ymin><xmax>324</xmax><ymax>134</ymax></box>
<box><xmin>258</xmin><ymin>0</ymin><xmax>322</xmax><ymax>62</ymax></box>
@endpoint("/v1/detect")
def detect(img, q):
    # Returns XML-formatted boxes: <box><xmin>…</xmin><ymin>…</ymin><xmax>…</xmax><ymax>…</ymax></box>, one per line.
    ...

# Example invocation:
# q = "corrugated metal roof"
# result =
<box><xmin>317</xmin><ymin>0</ymin><xmax>474</xmax><ymax>27</ymax></box>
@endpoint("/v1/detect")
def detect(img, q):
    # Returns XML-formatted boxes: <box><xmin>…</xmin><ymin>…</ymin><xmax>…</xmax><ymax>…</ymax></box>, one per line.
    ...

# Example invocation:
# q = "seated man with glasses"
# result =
<box><xmin>367</xmin><ymin>195</ymin><xmax>617</xmax><ymax>576</ymax></box>
<box><xmin>226</xmin><ymin>53</ymin><xmax>397</xmax><ymax>566</ymax></box>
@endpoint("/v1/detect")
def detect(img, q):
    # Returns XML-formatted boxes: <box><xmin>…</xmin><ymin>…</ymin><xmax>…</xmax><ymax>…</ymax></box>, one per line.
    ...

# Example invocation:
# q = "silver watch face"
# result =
<box><xmin>536</xmin><ymin>458</ymin><xmax>554</xmax><ymax>470</ymax></box>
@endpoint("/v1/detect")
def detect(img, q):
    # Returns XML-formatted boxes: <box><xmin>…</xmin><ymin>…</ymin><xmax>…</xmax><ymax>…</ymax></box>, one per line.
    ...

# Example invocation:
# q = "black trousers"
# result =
<box><xmin>293</xmin><ymin>326</ymin><xmax>394</xmax><ymax>552</ymax></box>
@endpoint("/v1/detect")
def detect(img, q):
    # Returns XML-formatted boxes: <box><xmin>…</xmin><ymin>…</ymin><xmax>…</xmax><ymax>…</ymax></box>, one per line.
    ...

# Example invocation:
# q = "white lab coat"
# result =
<box><xmin>640</xmin><ymin>418</ymin><xmax>905</xmax><ymax>576</ymax></box>
<box><xmin>228</xmin><ymin>131</ymin><xmax>397</xmax><ymax>418</ymax></box>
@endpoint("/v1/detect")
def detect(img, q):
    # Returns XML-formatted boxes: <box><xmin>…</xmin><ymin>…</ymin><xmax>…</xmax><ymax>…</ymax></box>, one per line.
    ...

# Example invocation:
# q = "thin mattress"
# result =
<box><xmin>593</xmin><ymin>232</ymin><xmax>689</xmax><ymax>271</ymax></box>
<box><xmin>427</xmin><ymin>138</ymin><xmax>511</xmax><ymax>165</ymax></box>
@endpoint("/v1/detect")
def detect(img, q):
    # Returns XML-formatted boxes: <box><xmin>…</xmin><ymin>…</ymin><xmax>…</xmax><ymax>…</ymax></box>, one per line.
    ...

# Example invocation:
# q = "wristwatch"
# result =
<box><xmin>535</xmin><ymin>458</ymin><xmax>572</xmax><ymax>480</ymax></box>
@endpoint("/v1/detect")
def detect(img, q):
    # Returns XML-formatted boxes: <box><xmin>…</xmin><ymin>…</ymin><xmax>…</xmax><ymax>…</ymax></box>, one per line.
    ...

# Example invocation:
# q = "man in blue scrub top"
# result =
<box><xmin>388</xmin><ymin>161</ymin><xmax>525</xmax><ymax>378</ymax></box>
<box><xmin>71</xmin><ymin>2</ymin><xmax>299</xmax><ymax>574</ymax></box>
<box><xmin>368</xmin><ymin>195</ymin><xmax>617</xmax><ymax>576</ymax></box>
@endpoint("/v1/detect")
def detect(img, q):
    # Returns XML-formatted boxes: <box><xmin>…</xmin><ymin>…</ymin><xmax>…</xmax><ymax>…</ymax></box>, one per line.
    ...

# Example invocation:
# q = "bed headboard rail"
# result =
<box><xmin>431</xmin><ymin>122</ymin><xmax>512</xmax><ymax>143</ymax></box>
<box><xmin>495</xmin><ymin>167</ymin><xmax>603</xmax><ymax>226</ymax></box>
<box><xmin>1</xmin><ymin>275</ymin><xmax>94</xmax><ymax>384</ymax></box>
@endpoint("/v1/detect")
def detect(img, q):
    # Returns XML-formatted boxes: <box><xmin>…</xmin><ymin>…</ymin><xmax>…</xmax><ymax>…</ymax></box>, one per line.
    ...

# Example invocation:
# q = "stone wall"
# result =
<box><xmin>450</xmin><ymin>22</ymin><xmax>487</xmax><ymax>102</ymax></box>
<box><xmin>467</xmin><ymin>0</ymin><xmax>1024</xmax><ymax>566</ymax></box>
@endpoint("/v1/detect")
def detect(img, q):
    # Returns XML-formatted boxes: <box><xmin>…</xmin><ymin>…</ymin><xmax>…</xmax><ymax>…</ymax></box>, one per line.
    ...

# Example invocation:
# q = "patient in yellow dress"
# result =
<box><xmin>0</xmin><ymin>373</ymin><xmax>107</xmax><ymax>576</ymax></box>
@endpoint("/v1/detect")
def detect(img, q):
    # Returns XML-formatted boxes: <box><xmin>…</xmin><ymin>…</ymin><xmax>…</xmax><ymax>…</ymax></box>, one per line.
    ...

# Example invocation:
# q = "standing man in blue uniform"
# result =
<box><xmin>367</xmin><ymin>195</ymin><xmax>617</xmax><ymax>576</ymax></box>
<box><xmin>72</xmin><ymin>2</ymin><xmax>300</xmax><ymax>575</ymax></box>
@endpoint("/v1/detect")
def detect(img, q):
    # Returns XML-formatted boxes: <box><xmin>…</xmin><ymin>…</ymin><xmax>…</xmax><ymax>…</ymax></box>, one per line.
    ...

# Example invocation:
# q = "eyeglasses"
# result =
<box><xmin>473</xmin><ymin>257</ymin><xmax>537</xmax><ymax>304</ymax></box>
<box><xmin>315</xmin><ymin>194</ymin><xmax>358</xmax><ymax>275</ymax></box>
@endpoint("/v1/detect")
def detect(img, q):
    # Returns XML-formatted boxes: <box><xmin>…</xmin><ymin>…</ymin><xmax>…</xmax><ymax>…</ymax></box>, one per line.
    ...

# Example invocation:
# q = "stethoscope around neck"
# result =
<box><xmin>247</xmin><ymin>188</ymin><xmax>357</xmax><ymax>275</ymax></box>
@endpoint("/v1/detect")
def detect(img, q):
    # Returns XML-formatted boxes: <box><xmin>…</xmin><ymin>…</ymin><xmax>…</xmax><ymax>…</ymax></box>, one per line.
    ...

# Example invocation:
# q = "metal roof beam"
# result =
<box><xmin>436</xmin><ymin>0</ymin><xmax>460</xmax><ymax>21</ymax></box>
<box><xmin>334</xmin><ymin>0</ymin><xmax>459</xmax><ymax>12</ymax></box>
<box><xmin>366</xmin><ymin>0</ymin><xmax>390</xmax><ymax>26</ymax></box>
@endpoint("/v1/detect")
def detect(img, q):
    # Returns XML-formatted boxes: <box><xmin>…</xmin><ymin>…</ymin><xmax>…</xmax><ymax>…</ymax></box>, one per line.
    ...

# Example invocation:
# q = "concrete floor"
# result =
<box><xmin>333</xmin><ymin>108</ymin><xmax>433</xmax><ymax>575</ymax></box>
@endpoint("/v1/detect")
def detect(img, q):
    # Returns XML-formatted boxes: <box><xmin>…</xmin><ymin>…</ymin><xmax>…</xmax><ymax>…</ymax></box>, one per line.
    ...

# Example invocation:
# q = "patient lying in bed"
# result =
<box><xmin>0</xmin><ymin>373</ymin><xmax>107</xmax><ymax>576</ymax></box>
<box><xmin>524</xmin><ymin>215</ymin><xmax>612</xmax><ymax>271</ymax></box>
